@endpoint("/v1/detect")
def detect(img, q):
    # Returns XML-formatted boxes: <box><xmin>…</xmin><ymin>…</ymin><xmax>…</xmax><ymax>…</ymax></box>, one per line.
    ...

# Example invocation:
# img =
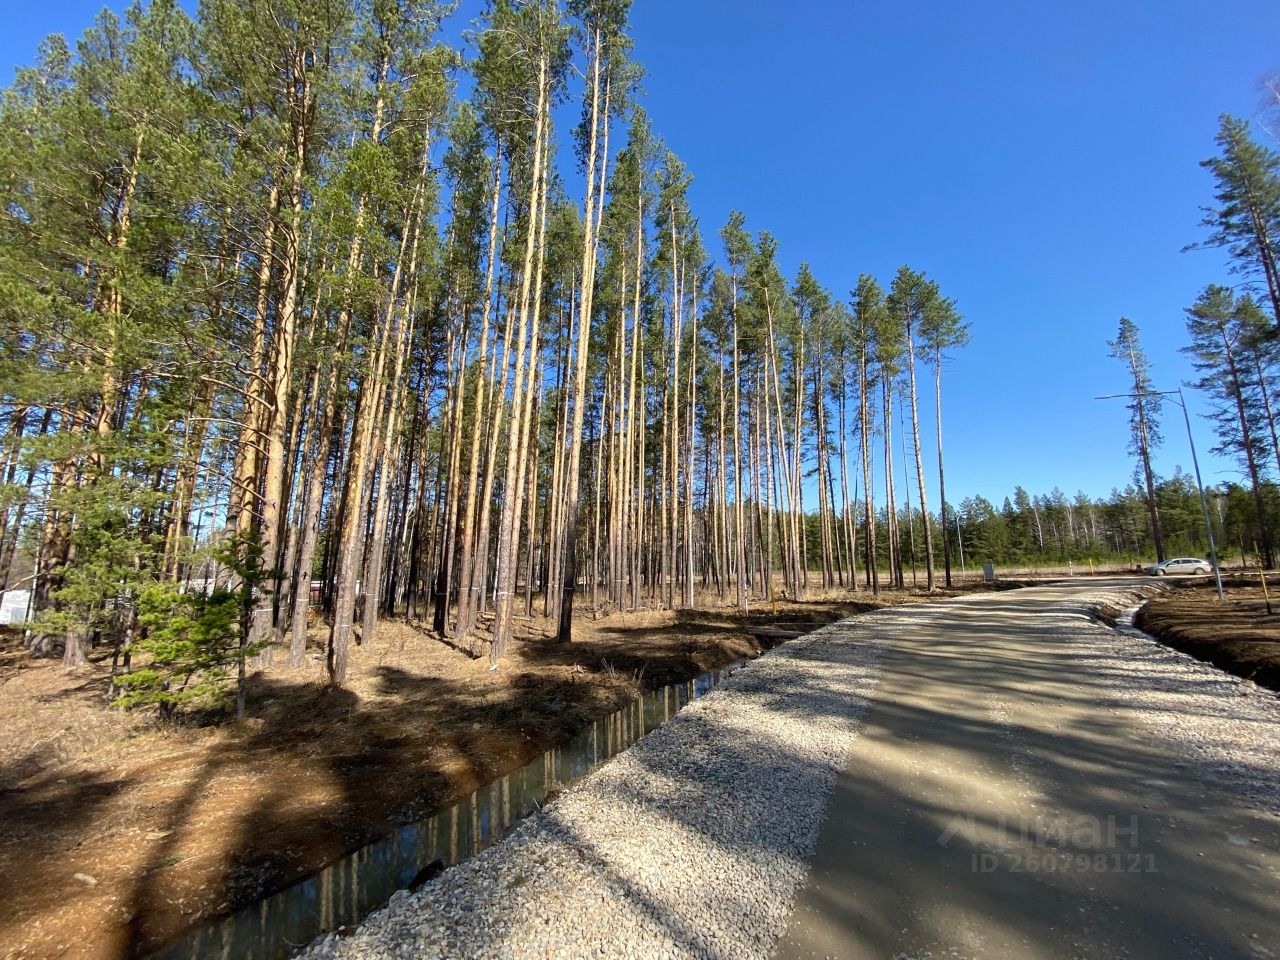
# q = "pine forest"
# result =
<box><xmin>2</xmin><ymin>0</ymin><xmax>1280</xmax><ymax>716</ymax></box>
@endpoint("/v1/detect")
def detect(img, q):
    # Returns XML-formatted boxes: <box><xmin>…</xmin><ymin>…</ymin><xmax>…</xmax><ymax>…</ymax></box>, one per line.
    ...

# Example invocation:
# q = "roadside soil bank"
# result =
<box><xmin>0</xmin><ymin>583</ymin><xmax>1007</xmax><ymax>960</ymax></box>
<box><xmin>1135</xmin><ymin>575</ymin><xmax>1280</xmax><ymax>691</ymax></box>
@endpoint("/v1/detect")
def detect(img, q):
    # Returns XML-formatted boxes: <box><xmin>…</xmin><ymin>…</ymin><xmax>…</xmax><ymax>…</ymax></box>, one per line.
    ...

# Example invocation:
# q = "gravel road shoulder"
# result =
<box><xmin>297</xmin><ymin>606</ymin><xmax>902</xmax><ymax>960</ymax></box>
<box><xmin>1107</xmin><ymin>592</ymin><xmax>1280</xmax><ymax>816</ymax></box>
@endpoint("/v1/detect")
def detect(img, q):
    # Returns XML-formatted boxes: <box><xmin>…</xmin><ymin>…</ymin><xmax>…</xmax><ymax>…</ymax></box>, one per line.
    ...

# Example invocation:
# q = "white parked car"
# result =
<box><xmin>1144</xmin><ymin>557</ymin><xmax>1213</xmax><ymax>576</ymax></box>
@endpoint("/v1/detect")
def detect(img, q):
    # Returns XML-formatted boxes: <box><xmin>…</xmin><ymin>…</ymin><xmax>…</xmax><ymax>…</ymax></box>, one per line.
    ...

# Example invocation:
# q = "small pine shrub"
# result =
<box><xmin>112</xmin><ymin>582</ymin><xmax>247</xmax><ymax>715</ymax></box>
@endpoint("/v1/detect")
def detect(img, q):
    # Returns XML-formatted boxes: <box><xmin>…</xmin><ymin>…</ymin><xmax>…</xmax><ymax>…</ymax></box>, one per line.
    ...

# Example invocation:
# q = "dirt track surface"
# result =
<box><xmin>777</xmin><ymin>578</ymin><xmax>1280</xmax><ymax>960</ymax></box>
<box><xmin>1137</xmin><ymin>579</ymin><xmax>1280</xmax><ymax>691</ymax></box>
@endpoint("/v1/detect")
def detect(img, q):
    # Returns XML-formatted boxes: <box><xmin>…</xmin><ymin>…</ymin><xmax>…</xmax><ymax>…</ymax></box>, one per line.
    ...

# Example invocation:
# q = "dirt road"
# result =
<box><xmin>776</xmin><ymin>578</ymin><xmax>1280</xmax><ymax>960</ymax></box>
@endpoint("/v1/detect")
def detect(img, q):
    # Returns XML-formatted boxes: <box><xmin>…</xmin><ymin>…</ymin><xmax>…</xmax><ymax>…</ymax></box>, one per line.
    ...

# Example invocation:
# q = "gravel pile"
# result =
<box><xmin>297</xmin><ymin>608</ymin><xmax>902</xmax><ymax>960</ymax></box>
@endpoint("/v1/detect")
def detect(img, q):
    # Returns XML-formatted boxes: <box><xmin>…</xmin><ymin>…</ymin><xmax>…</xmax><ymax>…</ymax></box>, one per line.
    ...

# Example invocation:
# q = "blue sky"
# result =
<box><xmin>3</xmin><ymin>0</ymin><xmax>1279</xmax><ymax>508</ymax></box>
<box><xmin>625</xmin><ymin>0</ymin><xmax>1280</xmax><ymax>505</ymax></box>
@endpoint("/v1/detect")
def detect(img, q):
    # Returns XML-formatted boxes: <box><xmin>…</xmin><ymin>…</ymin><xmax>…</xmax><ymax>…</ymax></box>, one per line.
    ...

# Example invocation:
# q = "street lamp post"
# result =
<box><xmin>1095</xmin><ymin>388</ymin><xmax>1225</xmax><ymax>600</ymax></box>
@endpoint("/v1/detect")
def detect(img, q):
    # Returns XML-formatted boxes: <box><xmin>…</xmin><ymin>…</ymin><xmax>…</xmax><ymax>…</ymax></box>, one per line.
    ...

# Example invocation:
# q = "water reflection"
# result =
<box><xmin>150</xmin><ymin>660</ymin><xmax>745</xmax><ymax>960</ymax></box>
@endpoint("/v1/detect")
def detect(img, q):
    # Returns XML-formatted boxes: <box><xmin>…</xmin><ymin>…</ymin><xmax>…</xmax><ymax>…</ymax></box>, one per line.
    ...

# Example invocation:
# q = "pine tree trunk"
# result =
<box><xmin>359</xmin><ymin>184</ymin><xmax>425</xmax><ymax>647</ymax></box>
<box><xmin>229</xmin><ymin>183</ymin><xmax>279</xmax><ymax>546</ymax></box>
<box><xmin>625</xmin><ymin>215</ymin><xmax>644</xmax><ymax>610</ymax></box>
<box><xmin>1250</xmin><ymin>348</ymin><xmax>1280</xmax><ymax>478</ymax></box>
<box><xmin>838</xmin><ymin>358</ymin><xmax>858</xmax><ymax>589</ymax></box>
<box><xmin>859</xmin><ymin>335</ymin><xmax>878</xmax><ymax>594</ymax></box>
<box><xmin>492</xmin><ymin>54</ymin><xmax>551</xmax><ymax>664</ymax></box>
<box><xmin>556</xmin><ymin>30</ymin><xmax>607</xmax><ymax>643</ymax></box>
<box><xmin>1216</xmin><ymin>322</ymin><xmax>1276</xmax><ymax>566</ymax></box>
<box><xmin>524</xmin><ymin>362</ymin><xmax>543</xmax><ymax>617</ymax></box>
<box><xmin>666</xmin><ymin>231</ymin><xmax>681</xmax><ymax>610</ymax></box>
<box><xmin>898</xmin><ymin>398</ymin><xmax>918</xmax><ymax>588</ymax></box>
<box><xmin>716</xmin><ymin>350</ymin><xmax>729</xmax><ymax>603</ymax></box>
<box><xmin>683</xmin><ymin>267</ymin><xmax>697</xmax><ymax>608</ymax></box>
<box><xmin>1119</xmin><ymin>343</ymin><xmax>1166</xmax><ymax>563</ymax></box>
<box><xmin>935</xmin><ymin>356</ymin><xmax>953</xmax><ymax>587</ymax></box>
<box><xmin>883</xmin><ymin>378</ymin><xmax>900</xmax><ymax>589</ymax></box>
<box><xmin>326</xmin><ymin>171</ymin><xmax>423</xmax><ymax>684</ymax></box>
<box><xmin>252</xmin><ymin>71</ymin><xmax>314</xmax><ymax>661</ymax></box>
<box><xmin>433</xmin><ymin>318</ymin><xmax>469</xmax><ymax>635</ymax></box>
<box><xmin>454</xmin><ymin>147</ymin><xmax>504</xmax><ymax>645</ymax></box>
<box><xmin>543</xmin><ymin>307</ymin><xmax>570</xmax><ymax>619</ymax></box>
<box><xmin>731</xmin><ymin>278</ymin><xmax>747</xmax><ymax>611</ymax></box>
<box><xmin>905</xmin><ymin>327</ymin><xmax>935</xmax><ymax>590</ymax></box>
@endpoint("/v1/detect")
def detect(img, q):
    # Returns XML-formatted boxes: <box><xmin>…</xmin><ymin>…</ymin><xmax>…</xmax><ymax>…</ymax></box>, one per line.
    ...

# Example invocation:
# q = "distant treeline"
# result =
<box><xmin>947</xmin><ymin>477</ymin><xmax>1274</xmax><ymax>570</ymax></box>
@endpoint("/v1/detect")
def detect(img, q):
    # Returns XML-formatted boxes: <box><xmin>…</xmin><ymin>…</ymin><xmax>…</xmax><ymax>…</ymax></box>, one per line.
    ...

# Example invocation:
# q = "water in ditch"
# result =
<box><xmin>1112</xmin><ymin>603</ymin><xmax>1153</xmax><ymax>639</ymax></box>
<box><xmin>149</xmin><ymin>658</ymin><xmax>747</xmax><ymax>960</ymax></box>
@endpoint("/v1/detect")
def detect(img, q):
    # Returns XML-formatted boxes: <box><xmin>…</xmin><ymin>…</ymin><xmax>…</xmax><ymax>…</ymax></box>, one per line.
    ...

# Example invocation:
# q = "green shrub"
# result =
<box><xmin>112</xmin><ymin>582</ymin><xmax>248</xmax><ymax>715</ymax></box>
